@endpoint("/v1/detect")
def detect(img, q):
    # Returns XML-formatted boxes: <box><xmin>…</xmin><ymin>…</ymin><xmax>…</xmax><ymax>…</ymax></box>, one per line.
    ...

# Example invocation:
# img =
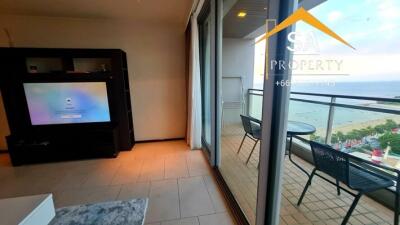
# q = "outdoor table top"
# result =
<box><xmin>287</xmin><ymin>121</ymin><xmax>316</xmax><ymax>136</ymax></box>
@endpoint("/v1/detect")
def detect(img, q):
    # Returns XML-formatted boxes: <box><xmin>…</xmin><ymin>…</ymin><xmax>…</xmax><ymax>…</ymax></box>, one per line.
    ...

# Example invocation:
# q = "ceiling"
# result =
<box><xmin>223</xmin><ymin>0</ymin><xmax>269</xmax><ymax>38</ymax></box>
<box><xmin>0</xmin><ymin>0</ymin><xmax>194</xmax><ymax>28</ymax></box>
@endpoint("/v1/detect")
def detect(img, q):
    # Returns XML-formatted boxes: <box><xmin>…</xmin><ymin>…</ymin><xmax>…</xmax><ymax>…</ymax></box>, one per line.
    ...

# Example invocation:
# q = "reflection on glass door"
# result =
<box><xmin>276</xmin><ymin>0</ymin><xmax>400</xmax><ymax>224</ymax></box>
<box><xmin>200</xmin><ymin>14</ymin><xmax>212</xmax><ymax>150</ymax></box>
<box><xmin>218</xmin><ymin>1</ymin><xmax>269</xmax><ymax>224</ymax></box>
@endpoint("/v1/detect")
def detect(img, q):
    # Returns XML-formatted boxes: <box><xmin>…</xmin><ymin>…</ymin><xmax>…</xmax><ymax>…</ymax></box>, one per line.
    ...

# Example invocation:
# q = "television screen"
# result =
<box><xmin>23</xmin><ymin>82</ymin><xmax>111</xmax><ymax>125</ymax></box>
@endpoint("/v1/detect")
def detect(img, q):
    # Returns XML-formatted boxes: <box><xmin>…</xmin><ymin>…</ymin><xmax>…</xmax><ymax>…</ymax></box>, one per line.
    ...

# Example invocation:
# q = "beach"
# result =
<box><xmin>313</xmin><ymin>116</ymin><xmax>400</xmax><ymax>137</ymax></box>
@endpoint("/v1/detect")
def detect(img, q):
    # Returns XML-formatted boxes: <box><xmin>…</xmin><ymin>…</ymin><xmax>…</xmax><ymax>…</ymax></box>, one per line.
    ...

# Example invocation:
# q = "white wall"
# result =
<box><xmin>0</xmin><ymin>15</ymin><xmax>187</xmax><ymax>142</ymax></box>
<box><xmin>222</xmin><ymin>38</ymin><xmax>255</xmax><ymax>91</ymax></box>
<box><xmin>222</xmin><ymin>38</ymin><xmax>255</xmax><ymax>123</ymax></box>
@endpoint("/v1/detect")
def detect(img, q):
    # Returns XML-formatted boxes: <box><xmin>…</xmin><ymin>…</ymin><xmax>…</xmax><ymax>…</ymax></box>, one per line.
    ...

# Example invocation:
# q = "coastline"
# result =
<box><xmin>314</xmin><ymin>116</ymin><xmax>400</xmax><ymax>136</ymax></box>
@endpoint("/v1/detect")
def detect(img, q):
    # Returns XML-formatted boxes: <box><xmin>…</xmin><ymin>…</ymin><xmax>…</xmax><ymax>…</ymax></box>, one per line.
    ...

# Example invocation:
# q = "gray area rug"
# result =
<box><xmin>50</xmin><ymin>198</ymin><xmax>148</xmax><ymax>225</ymax></box>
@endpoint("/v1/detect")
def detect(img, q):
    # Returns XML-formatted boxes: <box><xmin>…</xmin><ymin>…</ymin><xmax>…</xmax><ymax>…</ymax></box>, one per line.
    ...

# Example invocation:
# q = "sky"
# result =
<box><xmin>253</xmin><ymin>0</ymin><xmax>400</xmax><ymax>85</ymax></box>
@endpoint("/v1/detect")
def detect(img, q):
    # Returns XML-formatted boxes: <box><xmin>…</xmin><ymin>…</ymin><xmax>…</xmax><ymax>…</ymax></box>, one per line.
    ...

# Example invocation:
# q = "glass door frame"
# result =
<box><xmin>198</xmin><ymin>0</ymin><xmax>217</xmax><ymax>166</ymax></box>
<box><xmin>255</xmin><ymin>0</ymin><xmax>297</xmax><ymax>224</ymax></box>
<box><xmin>198</xmin><ymin>0</ymin><xmax>212</xmax><ymax>155</ymax></box>
<box><xmin>198</xmin><ymin>0</ymin><xmax>297</xmax><ymax>224</ymax></box>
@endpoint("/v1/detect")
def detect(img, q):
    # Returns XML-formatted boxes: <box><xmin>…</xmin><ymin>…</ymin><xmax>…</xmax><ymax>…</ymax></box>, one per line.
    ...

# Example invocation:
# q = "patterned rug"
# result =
<box><xmin>50</xmin><ymin>198</ymin><xmax>148</xmax><ymax>225</ymax></box>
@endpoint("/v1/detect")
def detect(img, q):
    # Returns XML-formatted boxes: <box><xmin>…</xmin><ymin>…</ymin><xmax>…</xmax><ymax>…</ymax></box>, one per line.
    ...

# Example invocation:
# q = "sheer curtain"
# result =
<box><xmin>187</xmin><ymin>1</ymin><xmax>203</xmax><ymax>149</ymax></box>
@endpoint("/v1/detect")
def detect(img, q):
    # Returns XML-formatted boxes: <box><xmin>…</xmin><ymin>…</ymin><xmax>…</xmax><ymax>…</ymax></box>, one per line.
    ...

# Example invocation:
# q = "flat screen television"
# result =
<box><xmin>23</xmin><ymin>82</ymin><xmax>111</xmax><ymax>125</ymax></box>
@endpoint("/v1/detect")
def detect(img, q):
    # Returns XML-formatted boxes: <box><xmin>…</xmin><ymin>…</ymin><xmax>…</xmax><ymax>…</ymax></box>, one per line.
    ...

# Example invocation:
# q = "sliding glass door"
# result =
<box><xmin>215</xmin><ymin>0</ymin><xmax>295</xmax><ymax>224</ymax></box>
<box><xmin>197</xmin><ymin>0</ymin><xmax>295</xmax><ymax>224</ymax></box>
<box><xmin>218</xmin><ymin>1</ymin><xmax>271</xmax><ymax>223</ymax></box>
<box><xmin>216</xmin><ymin>0</ymin><xmax>400</xmax><ymax>223</ymax></box>
<box><xmin>199</xmin><ymin>3</ymin><xmax>213</xmax><ymax>152</ymax></box>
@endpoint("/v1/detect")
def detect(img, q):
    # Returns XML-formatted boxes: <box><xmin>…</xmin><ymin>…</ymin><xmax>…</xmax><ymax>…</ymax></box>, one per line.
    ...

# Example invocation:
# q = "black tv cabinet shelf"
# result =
<box><xmin>0</xmin><ymin>48</ymin><xmax>135</xmax><ymax>166</ymax></box>
<box><xmin>7</xmin><ymin>126</ymin><xmax>119</xmax><ymax>166</ymax></box>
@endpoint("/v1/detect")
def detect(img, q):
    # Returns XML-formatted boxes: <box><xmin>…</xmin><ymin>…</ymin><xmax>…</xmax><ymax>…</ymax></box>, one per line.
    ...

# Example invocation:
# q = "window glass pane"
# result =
<box><xmin>201</xmin><ymin>14</ymin><xmax>212</xmax><ymax>148</ymax></box>
<box><xmin>219</xmin><ymin>1</ymin><xmax>269</xmax><ymax>224</ymax></box>
<box><xmin>283</xmin><ymin>0</ymin><xmax>400</xmax><ymax>224</ymax></box>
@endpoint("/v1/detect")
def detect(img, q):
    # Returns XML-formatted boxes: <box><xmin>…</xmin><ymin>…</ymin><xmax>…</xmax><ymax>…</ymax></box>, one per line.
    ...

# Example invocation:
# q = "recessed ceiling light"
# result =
<box><xmin>237</xmin><ymin>11</ymin><xmax>247</xmax><ymax>18</ymax></box>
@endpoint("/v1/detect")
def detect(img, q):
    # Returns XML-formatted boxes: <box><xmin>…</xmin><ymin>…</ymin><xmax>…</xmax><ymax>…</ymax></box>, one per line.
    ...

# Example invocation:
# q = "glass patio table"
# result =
<box><xmin>287</xmin><ymin>121</ymin><xmax>316</xmax><ymax>177</ymax></box>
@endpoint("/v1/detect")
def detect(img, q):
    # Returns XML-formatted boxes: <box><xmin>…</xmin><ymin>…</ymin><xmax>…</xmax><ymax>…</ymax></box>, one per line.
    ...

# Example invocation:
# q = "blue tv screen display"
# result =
<box><xmin>23</xmin><ymin>82</ymin><xmax>111</xmax><ymax>125</ymax></box>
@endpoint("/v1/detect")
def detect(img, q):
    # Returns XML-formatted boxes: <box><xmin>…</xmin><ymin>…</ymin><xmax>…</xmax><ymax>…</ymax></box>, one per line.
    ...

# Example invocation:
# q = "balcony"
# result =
<box><xmin>221</xmin><ymin>89</ymin><xmax>400</xmax><ymax>225</ymax></box>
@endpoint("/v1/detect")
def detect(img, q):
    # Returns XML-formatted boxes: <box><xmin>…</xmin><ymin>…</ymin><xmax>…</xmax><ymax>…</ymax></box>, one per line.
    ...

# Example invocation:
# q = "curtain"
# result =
<box><xmin>187</xmin><ymin>13</ymin><xmax>202</xmax><ymax>149</ymax></box>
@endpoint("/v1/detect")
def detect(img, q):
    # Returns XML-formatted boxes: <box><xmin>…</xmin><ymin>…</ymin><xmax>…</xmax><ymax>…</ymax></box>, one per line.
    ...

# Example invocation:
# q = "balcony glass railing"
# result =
<box><xmin>248</xmin><ymin>89</ymin><xmax>400</xmax><ymax>168</ymax></box>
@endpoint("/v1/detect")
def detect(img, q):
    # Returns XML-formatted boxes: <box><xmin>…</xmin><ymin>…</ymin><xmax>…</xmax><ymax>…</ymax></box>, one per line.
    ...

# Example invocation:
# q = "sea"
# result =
<box><xmin>290</xmin><ymin>81</ymin><xmax>400</xmax><ymax>99</ymax></box>
<box><xmin>250</xmin><ymin>81</ymin><xmax>400</xmax><ymax>130</ymax></box>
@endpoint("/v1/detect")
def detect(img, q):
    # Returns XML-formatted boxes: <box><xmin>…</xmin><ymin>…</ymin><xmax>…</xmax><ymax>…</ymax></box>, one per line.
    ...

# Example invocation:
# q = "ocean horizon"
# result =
<box><xmin>253</xmin><ymin>80</ymin><xmax>400</xmax><ymax>98</ymax></box>
<box><xmin>250</xmin><ymin>81</ymin><xmax>400</xmax><ymax>131</ymax></box>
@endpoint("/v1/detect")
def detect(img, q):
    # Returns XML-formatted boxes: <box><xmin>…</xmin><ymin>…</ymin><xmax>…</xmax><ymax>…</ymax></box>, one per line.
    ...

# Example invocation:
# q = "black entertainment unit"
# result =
<box><xmin>6</xmin><ymin>125</ymin><xmax>119</xmax><ymax>165</ymax></box>
<box><xmin>0</xmin><ymin>48</ymin><xmax>135</xmax><ymax>166</ymax></box>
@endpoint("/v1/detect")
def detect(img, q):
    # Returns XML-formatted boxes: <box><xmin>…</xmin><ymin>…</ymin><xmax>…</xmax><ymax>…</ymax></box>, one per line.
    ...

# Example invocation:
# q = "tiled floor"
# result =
<box><xmin>0</xmin><ymin>140</ymin><xmax>236</xmax><ymax>225</ymax></box>
<box><xmin>1</xmin><ymin>132</ymin><xmax>396</xmax><ymax>225</ymax></box>
<box><xmin>221</xmin><ymin>123</ymin><xmax>396</xmax><ymax>225</ymax></box>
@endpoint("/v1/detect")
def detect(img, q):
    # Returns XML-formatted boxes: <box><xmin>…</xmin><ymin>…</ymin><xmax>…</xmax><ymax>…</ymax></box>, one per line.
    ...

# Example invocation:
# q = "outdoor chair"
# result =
<box><xmin>297</xmin><ymin>141</ymin><xmax>395</xmax><ymax>225</ymax></box>
<box><xmin>237</xmin><ymin>115</ymin><xmax>261</xmax><ymax>165</ymax></box>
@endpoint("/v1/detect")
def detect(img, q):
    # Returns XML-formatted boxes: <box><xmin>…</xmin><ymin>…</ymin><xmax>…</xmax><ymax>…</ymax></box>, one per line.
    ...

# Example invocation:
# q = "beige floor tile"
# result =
<box><xmin>146</xmin><ymin>179</ymin><xmax>180</xmax><ymax>223</ymax></box>
<box><xmin>55</xmin><ymin>185</ymin><xmax>121</xmax><ymax>207</ymax></box>
<box><xmin>134</xmin><ymin>142</ymin><xmax>182</xmax><ymax>161</ymax></box>
<box><xmin>138</xmin><ymin>157</ymin><xmax>165</xmax><ymax>182</ymax></box>
<box><xmin>80</xmin><ymin>171</ymin><xmax>117</xmax><ymax>188</ymax></box>
<box><xmin>53</xmin><ymin>172</ymin><xmax>89</xmax><ymax>190</ymax></box>
<box><xmin>161</xmin><ymin>217</ymin><xmax>200</xmax><ymax>225</ymax></box>
<box><xmin>0</xmin><ymin>177</ymin><xmax>40</xmax><ymax>198</ymax></box>
<box><xmin>0</xmin><ymin>167</ymin><xmax>18</xmax><ymax>181</ymax></box>
<box><xmin>203</xmin><ymin>175</ymin><xmax>228</xmax><ymax>213</ymax></box>
<box><xmin>198</xmin><ymin>212</ymin><xmax>236</xmax><ymax>225</ymax></box>
<box><xmin>179</xmin><ymin>176</ymin><xmax>215</xmax><ymax>218</ymax></box>
<box><xmin>187</xmin><ymin>151</ymin><xmax>211</xmax><ymax>176</ymax></box>
<box><xmin>116</xmin><ymin>152</ymin><xmax>137</xmax><ymax>164</ymax></box>
<box><xmin>29</xmin><ymin>176</ymin><xmax>65</xmax><ymax>194</ymax></box>
<box><xmin>0</xmin><ymin>172</ymin><xmax>62</xmax><ymax>196</ymax></box>
<box><xmin>54</xmin><ymin>188</ymin><xmax>92</xmax><ymax>207</ymax></box>
<box><xmin>117</xmin><ymin>181</ymin><xmax>151</xmax><ymax>200</ymax></box>
<box><xmin>112</xmin><ymin>161</ymin><xmax>143</xmax><ymax>185</ymax></box>
<box><xmin>84</xmin><ymin>185</ymin><xmax>122</xmax><ymax>204</ymax></box>
<box><xmin>18</xmin><ymin>163</ymin><xmax>67</xmax><ymax>178</ymax></box>
<box><xmin>165</xmin><ymin>154</ymin><xmax>189</xmax><ymax>179</ymax></box>
<box><xmin>62</xmin><ymin>161</ymin><xmax>99</xmax><ymax>175</ymax></box>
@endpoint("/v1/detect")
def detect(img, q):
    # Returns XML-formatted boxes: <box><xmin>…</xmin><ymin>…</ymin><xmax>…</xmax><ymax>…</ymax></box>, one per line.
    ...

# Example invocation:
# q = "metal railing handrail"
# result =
<box><xmin>290</xmin><ymin>98</ymin><xmax>400</xmax><ymax>115</ymax></box>
<box><xmin>248</xmin><ymin>89</ymin><xmax>400</xmax><ymax>115</ymax></box>
<box><xmin>292</xmin><ymin>91</ymin><xmax>400</xmax><ymax>103</ymax></box>
<box><xmin>247</xmin><ymin>88</ymin><xmax>400</xmax><ymax>144</ymax></box>
<box><xmin>249</xmin><ymin>88</ymin><xmax>400</xmax><ymax>103</ymax></box>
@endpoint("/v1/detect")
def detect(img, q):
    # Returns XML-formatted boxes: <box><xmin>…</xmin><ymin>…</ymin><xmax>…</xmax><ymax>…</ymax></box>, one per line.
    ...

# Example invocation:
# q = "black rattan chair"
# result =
<box><xmin>237</xmin><ymin>115</ymin><xmax>261</xmax><ymax>165</ymax></box>
<box><xmin>297</xmin><ymin>141</ymin><xmax>395</xmax><ymax>225</ymax></box>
